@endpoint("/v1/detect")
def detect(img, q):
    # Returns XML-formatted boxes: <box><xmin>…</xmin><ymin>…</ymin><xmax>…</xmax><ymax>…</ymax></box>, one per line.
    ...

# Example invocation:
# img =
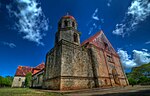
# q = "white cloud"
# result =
<box><xmin>107</xmin><ymin>0</ymin><xmax>112</xmax><ymax>7</ymax></box>
<box><xmin>133</xmin><ymin>50</ymin><xmax>150</xmax><ymax>64</ymax></box>
<box><xmin>117</xmin><ymin>49</ymin><xmax>150</xmax><ymax>71</ymax></box>
<box><xmin>117</xmin><ymin>49</ymin><xmax>136</xmax><ymax>69</ymax></box>
<box><xmin>92</xmin><ymin>8</ymin><xmax>99</xmax><ymax>21</ymax></box>
<box><xmin>6</xmin><ymin>0</ymin><xmax>49</xmax><ymax>45</ymax></box>
<box><xmin>145</xmin><ymin>41</ymin><xmax>150</xmax><ymax>44</ymax></box>
<box><xmin>88</xmin><ymin>27</ymin><xmax>93</xmax><ymax>35</ymax></box>
<box><xmin>113</xmin><ymin>0</ymin><xmax>150</xmax><ymax>37</ymax></box>
<box><xmin>88</xmin><ymin>8</ymin><xmax>103</xmax><ymax>35</ymax></box>
<box><xmin>2</xmin><ymin>42</ymin><xmax>16</xmax><ymax>48</ymax></box>
<box><xmin>142</xmin><ymin>49</ymin><xmax>148</xmax><ymax>52</ymax></box>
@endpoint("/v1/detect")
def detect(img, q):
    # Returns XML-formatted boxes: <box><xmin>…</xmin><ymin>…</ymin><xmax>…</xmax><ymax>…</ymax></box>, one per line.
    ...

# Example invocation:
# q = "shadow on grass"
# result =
<box><xmin>92</xmin><ymin>89</ymin><xmax>150</xmax><ymax>96</ymax></box>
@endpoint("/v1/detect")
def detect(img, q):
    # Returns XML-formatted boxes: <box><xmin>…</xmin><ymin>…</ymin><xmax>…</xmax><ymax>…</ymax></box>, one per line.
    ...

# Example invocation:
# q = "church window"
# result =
<box><xmin>104</xmin><ymin>42</ymin><xmax>108</xmax><ymax>50</ymax></box>
<box><xmin>72</xmin><ymin>22</ymin><xmax>75</xmax><ymax>27</ymax></box>
<box><xmin>18</xmin><ymin>78</ymin><xmax>21</xmax><ymax>81</ymax></box>
<box><xmin>64</xmin><ymin>20</ymin><xmax>68</xmax><ymax>27</ymax></box>
<box><xmin>104</xmin><ymin>42</ymin><xmax>111</xmax><ymax>51</ymax></box>
<box><xmin>107</xmin><ymin>55</ymin><xmax>113</xmax><ymax>62</ymax></box>
<box><xmin>74</xmin><ymin>33</ymin><xmax>78</xmax><ymax>43</ymax></box>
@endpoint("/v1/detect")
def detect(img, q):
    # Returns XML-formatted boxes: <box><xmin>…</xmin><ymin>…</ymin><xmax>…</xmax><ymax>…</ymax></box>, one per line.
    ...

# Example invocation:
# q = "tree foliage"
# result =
<box><xmin>128</xmin><ymin>78</ymin><xmax>137</xmax><ymax>86</ymax></box>
<box><xmin>25</xmin><ymin>72</ymin><xmax>32</xmax><ymax>87</ymax></box>
<box><xmin>0</xmin><ymin>76</ymin><xmax>13</xmax><ymax>87</ymax></box>
<box><xmin>127</xmin><ymin>62</ymin><xmax>150</xmax><ymax>85</ymax></box>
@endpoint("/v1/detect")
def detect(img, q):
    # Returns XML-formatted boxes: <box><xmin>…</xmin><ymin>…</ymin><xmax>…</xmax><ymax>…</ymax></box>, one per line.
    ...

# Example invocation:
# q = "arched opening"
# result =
<box><xmin>64</xmin><ymin>20</ymin><xmax>68</xmax><ymax>27</ymax></box>
<box><xmin>74</xmin><ymin>33</ymin><xmax>78</xmax><ymax>43</ymax></box>
<box><xmin>104</xmin><ymin>42</ymin><xmax>108</xmax><ymax>49</ymax></box>
<box><xmin>18</xmin><ymin>78</ymin><xmax>21</xmax><ymax>81</ymax></box>
<box><xmin>72</xmin><ymin>22</ymin><xmax>75</xmax><ymax>27</ymax></box>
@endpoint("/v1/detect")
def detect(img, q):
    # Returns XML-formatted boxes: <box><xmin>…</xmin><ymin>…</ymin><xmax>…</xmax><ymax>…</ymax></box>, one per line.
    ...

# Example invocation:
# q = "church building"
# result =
<box><xmin>42</xmin><ymin>15</ymin><xmax>129</xmax><ymax>90</ymax></box>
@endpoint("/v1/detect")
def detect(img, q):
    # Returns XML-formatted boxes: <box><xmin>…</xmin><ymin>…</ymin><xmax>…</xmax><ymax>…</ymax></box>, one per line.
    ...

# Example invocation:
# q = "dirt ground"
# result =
<box><xmin>62</xmin><ymin>85</ymin><xmax>150</xmax><ymax>96</ymax></box>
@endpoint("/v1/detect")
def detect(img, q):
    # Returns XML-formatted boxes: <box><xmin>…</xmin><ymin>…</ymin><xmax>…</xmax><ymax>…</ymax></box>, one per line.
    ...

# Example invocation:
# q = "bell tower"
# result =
<box><xmin>55</xmin><ymin>14</ymin><xmax>80</xmax><ymax>45</ymax></box>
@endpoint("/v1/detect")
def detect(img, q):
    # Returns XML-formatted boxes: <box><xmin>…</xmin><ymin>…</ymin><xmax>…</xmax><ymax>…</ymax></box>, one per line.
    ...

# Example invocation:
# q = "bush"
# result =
<box><xmin>25</xmin><ymin>72</ymin><xmax>32</xmax><ymax>87</ymax></box>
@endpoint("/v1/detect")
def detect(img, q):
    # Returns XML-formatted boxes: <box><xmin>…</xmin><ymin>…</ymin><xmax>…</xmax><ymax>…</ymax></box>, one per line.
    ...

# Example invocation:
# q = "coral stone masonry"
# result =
<box><xmin>12</xmin><ymin>15</ymin><xmax>128</xmax><ymax>90</ymax></box>
<box><xmin>43</xmin><ymin>15</ymin><xmax>129</xmax><ymax>90</ymax></box>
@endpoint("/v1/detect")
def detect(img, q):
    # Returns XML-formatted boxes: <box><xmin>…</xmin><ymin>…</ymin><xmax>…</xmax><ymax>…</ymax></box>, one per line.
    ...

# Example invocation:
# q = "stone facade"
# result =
<box><xmin>60</xmin><ymin>40</ymin><xmax>94</xmax><ymax>90</ymax></box>
<box><xmin>43</xmin><ymin>15</ymin><xmax>129</xmax><ymax>90</ymax></box>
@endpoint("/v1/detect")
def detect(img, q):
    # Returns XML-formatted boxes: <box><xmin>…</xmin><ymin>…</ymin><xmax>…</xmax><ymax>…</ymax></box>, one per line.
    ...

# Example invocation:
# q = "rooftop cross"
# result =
<box><xmin>66</xmin><ymin>12</ymin><xmax>69</xmax><ymax>16</ymax></box>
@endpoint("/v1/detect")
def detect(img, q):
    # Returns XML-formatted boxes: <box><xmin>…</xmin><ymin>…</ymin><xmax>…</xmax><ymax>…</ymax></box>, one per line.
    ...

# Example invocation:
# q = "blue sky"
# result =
<box><xmin>0</xmin><ymin>0</ymin><xmax>150</xmax><ymax>76</ymax></box>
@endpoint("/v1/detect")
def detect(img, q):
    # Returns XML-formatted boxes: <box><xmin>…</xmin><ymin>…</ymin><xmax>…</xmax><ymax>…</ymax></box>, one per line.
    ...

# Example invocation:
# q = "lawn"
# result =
<box><xmin>0</xmin><ymin>88</ymin><xmax>64</xmax><ymax>96</ymax></box>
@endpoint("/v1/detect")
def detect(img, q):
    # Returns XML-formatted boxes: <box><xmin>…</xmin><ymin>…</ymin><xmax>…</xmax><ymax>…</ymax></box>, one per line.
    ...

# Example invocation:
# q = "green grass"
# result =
<box><xmin>0</xmin><ymin>88</ymin><xmax>64</xmax><ymax>96</ymax></box>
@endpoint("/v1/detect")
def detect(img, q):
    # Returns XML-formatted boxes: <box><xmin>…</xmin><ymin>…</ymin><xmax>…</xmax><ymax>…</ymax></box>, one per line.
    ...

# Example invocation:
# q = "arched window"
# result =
<box><xmin>64</xmin><ymin>20</ymin><xmax>68</xmax><ymax>27</ymax></box>
<box><xmin>74</xmin><ymin>33</ymin><xmax>78</xmax><ymax>43</ymax></box>
<box><xmin>72</xmin><ymin>22</ymin><xmax>75</xmax><ymax>27</ymax></box>
<box><xmin>104</xmin><ymin>42</ymin><xmax>108</xmax><ymax>50</ymax></box>
<box><xmin>18</xmin><ymin>78</ymin><xmax>21</xmax><ymax>81</ymax></box>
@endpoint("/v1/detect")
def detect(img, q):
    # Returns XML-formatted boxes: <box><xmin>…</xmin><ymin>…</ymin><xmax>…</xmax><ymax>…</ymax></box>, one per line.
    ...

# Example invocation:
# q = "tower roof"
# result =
<box><xmin>62</xmin><ymin>15</ymin><xmax>75</xmax><ymax>20</ymax></box>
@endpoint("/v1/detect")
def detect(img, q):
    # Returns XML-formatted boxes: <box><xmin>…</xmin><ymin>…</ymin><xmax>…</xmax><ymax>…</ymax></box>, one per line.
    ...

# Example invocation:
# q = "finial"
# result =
<box><xmin>67</xmin><ymin>12</ymin><xmax>69</xmax><ymax>16</ymax></box>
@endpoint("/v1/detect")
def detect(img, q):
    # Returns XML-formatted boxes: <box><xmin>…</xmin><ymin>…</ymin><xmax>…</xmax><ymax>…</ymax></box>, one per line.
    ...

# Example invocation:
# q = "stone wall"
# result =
<box><xmin>60</xmin><ymin>40</ymin><xmax>95</xmax><ymax>90</ymax></box>
<box><xmin>88</xmin><ymin>44</ymin><xmax>128</xmax><ymax>87</ymax></box>
<box><xmin>12</xmin><ymin>76</ymin><xmax>25</xmax><ymax>87</ymax></box>
<box><xmin>43</xmin><ymin>42</ymin><xmax>62</xmax><ymax>89</ymax></box>
<box><xmin>56</xmin><ymin>29</ymin><xmax>80</xmax><ymax>45</ymax></box>
<box><xmin>60</xmin><ymin>78</ymin><xmax>95</xmax><ymax>90</ymax></box>
<box><xmin>43</xmin><ymin>39</ymin><xmax>128</xmax><ymax>90</ymax></box>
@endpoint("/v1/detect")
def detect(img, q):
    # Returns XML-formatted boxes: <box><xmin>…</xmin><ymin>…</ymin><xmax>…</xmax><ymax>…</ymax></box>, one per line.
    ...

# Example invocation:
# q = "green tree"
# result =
<box><xmin>25</xmin><ymin>72</ymin><xmax>32</xmax><ymax>87</ymax></box>
<box><xmin>4</xmin><ymin>76</ymin><xmax>13</xmax><ymax>86</ymax></box>
<box><xmin>138</xmin><ymin>76</ymin><xmax>150</xmax><ymax>85</ymax></box>
<box><xmin>0</xmin><ymin>76</ymin><xmax>13</xmax><ymax>87</ymax></box>
<box><xmin>127</xmin><ymin>62</ymin><xmax>150</xmax><ymax>85</ymax></box>
<box><xmin>128</xmin><ymin>78</ymin><xmax>137</xmax><ymax>86</ymax></box>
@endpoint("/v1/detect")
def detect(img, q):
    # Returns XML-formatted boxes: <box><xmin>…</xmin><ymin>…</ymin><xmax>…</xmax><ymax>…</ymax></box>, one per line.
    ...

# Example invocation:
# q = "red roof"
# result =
<box><xmin>81</xmin><ymin>31</ymin><xmax>102</xmax><ymax>46</ymax></box>
<box><xmin>15</xmin><ymin>66</ymin><xmax>33</xmax><ymax>76</ymax></box>
<box><xmin>35</xmin><ymin>62</ymin><xmax>45</xmax><ymax>70</ymax></box>
<box><xmin>81</xmin><ymin>30</ymin><xmax>117</xmax><ymax>54</ymax></box>
<box><xmin>32</xmin><ymin>62</ymin><xmax>45</xmax><ymax>75</ymax></box>
<box><xmin>15</xmin><ymin>62</ymin><xmax>45</xmax><ymax>77</ymax></box>
<box><xmin>62</xmin><ymin>15</ymin><xmax>75</xmax><ymax>20</ymax></box>
<box><xmin>32</xmin><ymin>69</ymin><xmax>41</xmax><ymax>75</ymax></box>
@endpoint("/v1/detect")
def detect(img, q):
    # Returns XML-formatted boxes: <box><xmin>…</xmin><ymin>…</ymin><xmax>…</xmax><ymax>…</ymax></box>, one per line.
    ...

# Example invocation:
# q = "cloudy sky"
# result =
<box><xmin>0</xmin><ymin>0</ymin><xmax>150</xmax><ymax>76</ymax></box>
